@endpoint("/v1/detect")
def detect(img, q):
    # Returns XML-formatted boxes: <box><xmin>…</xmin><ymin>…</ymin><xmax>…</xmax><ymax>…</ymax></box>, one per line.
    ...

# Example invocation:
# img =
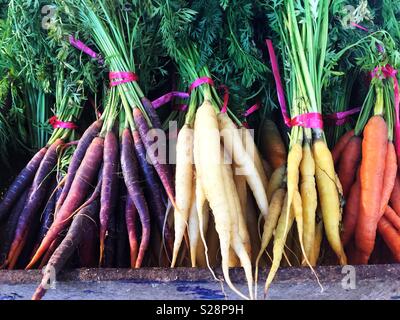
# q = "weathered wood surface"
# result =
<box><xmin>0</xmin><ymin>265</ymin><xmax>399</xmax><ymax>300</ymax></box>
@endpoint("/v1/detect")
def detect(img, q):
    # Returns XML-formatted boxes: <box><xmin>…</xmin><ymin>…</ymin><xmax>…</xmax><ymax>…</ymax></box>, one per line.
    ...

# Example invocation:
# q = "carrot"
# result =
<box><xmin>26</xmin><ymin>137</ymin><xmax>104</xmax><ymax>269</ymax></box>
<box><xmin>337</xmin><ymin>136</ymin><xmax>362</xmax><ymax>198</ymax></box>
<box><xmin>188</xmin><ymin>182</ymin><xmax>199</xmax><ymax>267</ymax></box>
<box><xmin>55</xmin><ymin>120</ymin><xmax>103</xmax><ymax>213</ymax></box>
<box><xmin>32</xmin><ymin>180</ymin><xmax>58</xmax><ymax>256</ymax></box>
<box><xmin>141</xmin><ymin>97</ymin><xmax>162</xmax><ymax>130</ymax></box>
<box><xmin>102</xmin><ymin>203</ymin><xmax>116</xmax><ymax>268</ymax></box>
<box><xmin>220</xmin><ymin>154</ymin><xmax>253</xmax><ymax>299</ymax></box>
<box><xmin>171</xmin><ymin>124</ymin><xmax>194</xmax><ymax>267</ymax></box>
<box><xmin>125</xmin><ymin>194</ymin><xmax>139</xmax><ymax>268</ymax></box>
<box><xmin>99</xmin><ymin>131</ymin><xmax>119</xmax><ymax>264</ymax></box>
<box><xmin>377</xmin><ymin>216</ymin><xmax>400</xmax><ymax>262</ymax></box>
<box><xmin>390</xmin><ymin>174</ymin><xmax>400</xmax><ymax>215</ymax></box>
<box><xmin>0</xmin><ymin>147</ymin><xmax>47</xmax><ymax>222</ymax></box>
<box><xmin>121</xmin><ymin>128</ymin><xmax>150</xmax><ymax>268</ymax></box>
<box><xmin>32</xmin><ymin>199</ymin><xmax>99</xmax><ymax>300</ymax></box>
<box><xmin>194</xmin><ymin>100</ymin><xmax>250</xmax><ymax>300</ymax></box>
<box><xmin>262</xmin><ymin>159</ymin><xmax>273</xmax><ymax>179</ymax></box>
<box><xmin>331</xmin><ymin>129</ymin><xmax>354</xmax><ymax>166</ymax></box>
<box><xmin>255</xmin><ymin>188</ymin><xmax>286</xmax><ymax>296</ymax></box>
<box><xmin>0</xmin><ymin>189</ymin><xmax>29</xmax><ymax>267</ymax></box>
<box><xmin>264</xmin><ymin>190</ymin><xmax>296</xmax><ymax>295</ymax></box>
<box><xmin>384</xmin><ymin>206</ymin><xmax>400</xmax><ymax>231</ymax></box>
<box><xmin>132</xmin><ymin>107</ymin><xmax>175</xmax><ymax>207</ymax></box>
<box><xmin>245</xmin><ymin>191</ymin><xmax>261</xmax><ymax>264</ymax></box>
<box><xmin>7</xmin><ymin>139</ymin><xmax>63</xmax><ymax>269</ymax></box>
<box><xmin>241</xmin><ymin>126</ymin><xmax>269</xmax><ymax>189</ymax></box>
<box><xmin>39</xmin><ymin>171</ymin><xmax>103</xmax><ymax>270</ymax></box>
<box><xmin>378</xmin><ymin>142</ymin><xmax>397</xmax><ymax>218</ymax></box>
<box><xmin>259</xmin><ymin>119</ymin><xmax>287</xmax><ymax>170</ymax></box>
<box><xmin>311</xmin><ymin>217</ymin><xmax>323</xmax><ymax>266</ymax></box>
<box><xmin>313</xmin><ymin>138</ymin><xmax>347</xmax><ymax>265</ymax></box>
<box><xmin>218</xmin><ymin>112</ymin><xmax>269</xmax><ymax>220</ymax></box>
<box><xmin>299</xmin><ymin>140</ymin><xmax>317</xmax><ymax>263</ymax></box>
<box><xmin>285</xmin><ymin>141</ymin><xmax>302</xmax><ymax>233</ymax></box>
<box><xmin>356</xmin><ymin>115</ymin><xmax>388</xmax><ymax>264</ymax></box>
<box><xmin>341</xmin><ymin>168</ymin><xmax>361</xmax><ymax>246</ymax></box>
<box><xmin>267</xmin><ymin>164</ymin><xmax>286</xmax><ymax>201</ymax></box>
<box><xmin>194</xmin><ymin>161</ymin><xmax>210</xmax><ymax>268</ymax></box>
<box><xmin>132</xmin><ymin>129</ymin><xmax>172</xmax><ymax>254</ymax></box>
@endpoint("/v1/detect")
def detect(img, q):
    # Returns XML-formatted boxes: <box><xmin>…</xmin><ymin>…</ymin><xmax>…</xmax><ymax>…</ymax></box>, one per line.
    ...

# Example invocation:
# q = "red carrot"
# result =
<box><xmin>120</xmin><ymin>128</ymin><xmax>150</xmax><ymax>268</ymax></box>
<box><xmin>132</xmin><ymin>129</ymin><xmax>173</xmax><ymax>255</ymax></box>
<box><xmin>132</xmin><ymin>107</ymin><xmax>176</xmax><ymax>207</ymax></box>
<box><xmin>99</xmin><ymin>131</ymin><xmax>118</xmax><ymax>264</ymax></box>
<box><xmin>26</xmin><ymin>137</ymin><xmax>104</xmax><ymax>269</ymax></box>
<box><xmin>0</xmin><ymin>147</ymin><xmax>47</xmax><ymax>222</ymax></box>
<box><xmin>7</xmin><ymin>140</ymin><xmax>63</xmax><ymax>269</ymax></box>
<box><xmin>356</xmin><ymin>115</ymin><xmax>388</xmax><ymax>264</ymax></box>
<box><xmin>377</xmin><ymin>215</ymin><xmax>400</xmax><ymax>262</ymax></box>
<box><xmin>125</xmin><ymin>194</ymin><xmax>139</xmax><ymax>268</ymax></box>
<box><xmin>32</xmin><ymin>199</ymin><xmax>100</xmax><ymax>300</ymax></box>
<box><xmin>341</xmin><ymin>168</ymin><xmax>361</xmax><ymax>246</ymax></box>
<box><xmin>337</xmin><ymin>136</ymin><xmax>362</xmax><ymax>198</ymax></box>
<box><xmin>55</xmin><ymin>119</ymin><xmax>103</xmax><ymax>213</ymax></box>
<box><xmin>332</xmin><ymin>129</ymin><xmax>354</xmax><ymax>166</ymax></box>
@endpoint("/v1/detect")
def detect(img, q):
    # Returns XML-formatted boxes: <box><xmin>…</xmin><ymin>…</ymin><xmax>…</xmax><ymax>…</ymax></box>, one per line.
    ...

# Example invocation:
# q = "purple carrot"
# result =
<box><xmin>132</xmin><ymin>108</ymin><xmax>176</xmax><ymax>208</ymax></box>
<box><xmin>0</xmin><ymin>189</ymin><xmax>29</xmax><ymax>267</ymax></box>
<box><xmin>32</xmin><ymin>198</ymin><xmax>100</xmax><ymax>300</ymax></box>
<box><xmin>32</xmin><ymin>180</ymin><xmax>59</xmax><ymax>255</ymax></box>
<box><xmin>55</xmin><ymin>119</ymin><xmax>103</xmax><ymax>213</ymax></box>
<box><xmin>125</xmin><ymin>194</ymin><xmax>139</xmax><ymax>268</ymax></box>
<box><xmin>132</xmin><ymin>129</ymin><xmax>173</xmax><ymax>255</ymax></box>
<box><xmin>27</xmin><ymin>137</ymin><xmax>104</xmax><ymax>269</ymax></box>
<box><xmin>6</xmin><ymin>139</ymin><xmax>64</xmax><ymax>269</ymax></box>
<box><xmin>0</xmin><ymin>147</ymin><xmax>47</xmax><ymax>222</ymax></box>
<box><xmin>99</xmin><ymin>130</ymin><xmax>118</xmax><ymax>264</ymax></box>
<box><xmin>39</xmin><ymin>172</ymin><xmax>103</xmax><ymax>270</ymax></box>
<box><xmin>120</xmin><ymin>128</ymin><xmax>150</xmax><ymax>268</ymax></box>
<box><xmin>102</xmin><ymin>206</ymin><xmax>116</xmax><ymax>268</ymax></box>
<box><xmin>141</xmin><ymin>97</ymin><xmax>162</xmax><ymax>129</ymax></box>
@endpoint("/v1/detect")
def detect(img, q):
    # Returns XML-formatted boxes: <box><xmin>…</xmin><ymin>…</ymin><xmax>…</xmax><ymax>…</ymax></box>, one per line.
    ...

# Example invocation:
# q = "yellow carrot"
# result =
<box><xmin>299</xmin><ymin>141</ymin><xmax>317</xmax><ymax>263</ymax></box>
<box><xmin>171</xmin><ymin>124</ymin><xmax>194</xmax><ymax>267</ymax></box>
<box><xmin>218</xmin><ymin>113</ymin><xmax>269</xmax><ymax>219</ymax></box>
<box><xmin>267</xmin><ymin>164</ymin><xmax>286</xmax><ymax>201</ymax></box>
<box><xmin>313</xmin><ymin>139</ymin><xmax>347</xmax><ymax>265</ymax></box>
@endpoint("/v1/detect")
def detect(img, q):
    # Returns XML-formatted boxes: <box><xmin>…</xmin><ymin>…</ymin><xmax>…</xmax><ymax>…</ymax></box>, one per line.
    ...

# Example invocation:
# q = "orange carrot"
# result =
<box><xmin>356</xmin><ymin>115</ymin><xmax>388</xmax><ymax>264</ymax></box>
<box><xmin>341</xmin><ymin>168</ymin><xmax>361</xmax><ymax>246</ymax></box>
<box><xmin>389</xmin><ymin>174</ymin><xmax>400</xmax><ymax>215</ymax></box>
<box><xmin>259</xmin><ymin>119</ymin><xmax>287</xmax><ymax>170</ymax></box>
<box><xmin>378</xmin><ymin>142</ymin><xmax>397</xmax><ymax>219</ymax></box>
<box><xmin>377</xmin><ymin>216</ymin><xmax>400</xmax><ymax>262</ymax></box>
<box><xmin>332</xmin><ymin>129</ymin><xmax>354</xmax><ymax>166</ymax></box>
<box><xmin>337</xmin><ymin>136</ymin><xmax>361</xmax><ymax>198</ymax></box>
<box><xmin>383</xmin><ymin>206</ymin><xmax>400</xmax><ymax>231</ymax></box>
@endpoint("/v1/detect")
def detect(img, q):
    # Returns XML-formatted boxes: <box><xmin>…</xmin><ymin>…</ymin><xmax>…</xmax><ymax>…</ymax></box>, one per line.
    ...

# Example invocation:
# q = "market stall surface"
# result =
<box><xmin>1</xmin><ymin>264</ymin><xmax>400</xmax><ymax>300</ymax></box>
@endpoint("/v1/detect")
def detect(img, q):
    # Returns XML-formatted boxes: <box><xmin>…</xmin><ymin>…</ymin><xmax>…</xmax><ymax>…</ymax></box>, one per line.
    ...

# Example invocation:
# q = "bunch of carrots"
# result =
<box><xmin>2</xmin><ymin>0</ymin><xmax>400</xmax><ymax>302</ymax></box>
<box><xmin>335</xmin><ymin>64</ymin><xmax>400</xmax><ymax>264</ymax></box>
